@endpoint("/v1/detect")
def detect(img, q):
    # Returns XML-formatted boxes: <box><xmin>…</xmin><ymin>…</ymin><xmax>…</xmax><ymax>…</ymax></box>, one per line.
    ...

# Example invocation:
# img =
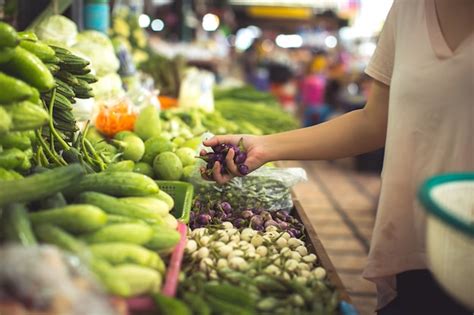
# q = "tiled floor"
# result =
<box><xmin>279</xmin><ymin>159</ymin><xmax>381</xmax><ymax>315</ymax></box>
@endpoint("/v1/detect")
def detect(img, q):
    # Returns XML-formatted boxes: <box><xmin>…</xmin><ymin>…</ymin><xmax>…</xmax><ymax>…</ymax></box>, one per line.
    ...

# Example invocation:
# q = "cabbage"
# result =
<box><xmin>72</xmin><ymin>31</ymin><xmax>120</xmax><ymax>76</ymax></box>
<box><xmin>35</xmin><ymin>15</ymin><xmax>78</xmax><ymax>47</ymax></box>
<box><xmin>91</xmin><ymin>73</ymin><xmax>124</xmax><ymax>100</ymax></box>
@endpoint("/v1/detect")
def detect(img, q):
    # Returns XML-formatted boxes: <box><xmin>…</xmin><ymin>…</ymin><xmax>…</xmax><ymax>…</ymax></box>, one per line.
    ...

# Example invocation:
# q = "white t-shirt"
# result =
<box><xmin>363</xmin><ymin>0</ymin><xmax>474</xmax><ymax>309</ymax></box>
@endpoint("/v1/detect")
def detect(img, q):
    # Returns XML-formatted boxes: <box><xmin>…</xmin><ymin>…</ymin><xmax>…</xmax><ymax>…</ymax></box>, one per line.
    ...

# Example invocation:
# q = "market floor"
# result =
<box><xmin>279</xmin><ymin>159</ymin><xmax>381</xmax><ymax>315</ymax></box>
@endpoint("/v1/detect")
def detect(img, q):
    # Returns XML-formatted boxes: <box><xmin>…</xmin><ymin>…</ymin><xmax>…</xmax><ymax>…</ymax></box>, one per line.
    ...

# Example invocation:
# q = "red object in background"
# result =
<box><xmin>126</xmin><ymin>222</ymin><xmax>187</xmax><ymax>312</ymax></box>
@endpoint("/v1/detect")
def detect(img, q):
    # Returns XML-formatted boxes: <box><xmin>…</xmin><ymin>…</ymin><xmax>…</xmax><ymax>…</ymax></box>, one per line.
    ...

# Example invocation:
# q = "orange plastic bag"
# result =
<box><xmin>95</xmin><ymin>99</ymin><xmax>137</xmax><ymax>137</ymax></box>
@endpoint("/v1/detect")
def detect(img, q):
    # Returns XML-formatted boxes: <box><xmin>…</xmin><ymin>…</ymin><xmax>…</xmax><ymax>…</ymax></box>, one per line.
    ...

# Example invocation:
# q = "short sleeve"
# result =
<box><xmin>365</xmin><ymin>2</ymin><xmax>398</xmax><ymax>86</ymax></box>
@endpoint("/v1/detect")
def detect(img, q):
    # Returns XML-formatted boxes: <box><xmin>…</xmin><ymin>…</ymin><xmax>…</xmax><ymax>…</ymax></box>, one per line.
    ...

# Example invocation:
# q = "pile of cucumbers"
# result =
<box><xmin>0</xmin><ymin>164</ymin><xmax>182</xmax><ymax>297</ymax></box>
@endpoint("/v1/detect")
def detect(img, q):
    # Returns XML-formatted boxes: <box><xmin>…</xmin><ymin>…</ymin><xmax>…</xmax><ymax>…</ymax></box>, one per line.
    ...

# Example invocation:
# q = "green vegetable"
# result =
<box><xmin>120</xmin><ymin>197</ymin><xmax>170</xmax><ymax>216</ymax></box>
<box><xmin>153</xmin><ymin>294</ymin><xmax>192</xmax><ymax>315</ymax></box>
<box><xmin>205</xmin><ymin>295</ymin><xmax>254</xmax><ymax>315</ymax></box>
<box><xmin>65</xmin><ymin>171</ymin><xmax>159</xmax><ymax>197</ymax></box>
<box><xmin>17</xmin><ymin>31</ymin><xmax>38</xmax><ymax>41</ymax></box>
<box><xmin>1</xmin><ymin>203</ymin><xmax>37</xmax><ymax>246</ymax></box>
<box><xmin>0</xmin><ymin>167</ymin><xmax>23</xmax><ymax>181</ymax></box>
<box><xmin>256</xmin><ymin>297</ymin><xmax>280</xmax><ymax>311</ymax></box>
<box><xmin>1</xmin><ymin>46</ymin><xmax>55</xmax><ymax>92</ymax></box>
<box><xmin>34</xmin><ymin>223</ymin><xmax>89</xmax><ymax>254</ymax></box>
<box><xmin>153</xmin><ymin>152</ymin><xmax>183</xmax><ymax>180</ymax></box>
<box><xmin>134</xmin><ymin>104</ymin><xmax>161</xmax><ymax>141</ymax></box>
<box><xmin>4</xmin><ymin>101</ymin><xmax>49</xmax><ymax>131</ymax></box>
<box><xmin>89</xmin><ymin>242</ymin><xmax>164</xmax><ymax>271</ymax></box>
<box><xmin>30</xmin><ymin>204</ymin><xmax>107</xmax><ymax>233</ymax></box>
<box><xmin>182</xmin><ymin>292</ymin><xmax>211</xmax><ymax>315</ymax></box>
<box><xmin>113</xmin><ymin>130</ymin><xmax>134</xmax><ymax>141</ymax></box>
<box><xmin>106</xmin><ymin>160</ymin><xmax>135</xmax><ymax>172</ymax></box>
<box><xmin>0</xmin><ymin>107</ymin><xmax>12</xmax><ymax>133</ymax></box>
<box><xmin>133</xmin><ymin>162</ymin><xmax>154</xmax><ymax>177</ymax></box>
<box><xmin>144</xmin><ymin>225</ymin><xmax>181</xmax><ymax>252</ymax></box>
<box><xmin>85</xmin><ymin>126</ymin><xmax>105</xmax><ymax>144</ymax></box>
<box><xmin>0</xmin><ymin>148</ymin><xmax>26</xmax><ymax>169</ymax></box>
<box><xmin>0</xmin><ymin>132</ymin><xmax>32</xmax><ymax>150</ymax></box>
<box><xmin>0</xmin><ymin>72</ymin><xmax>34</xmax><ymax>104</ymax></box>
<box><xmin>34</xmin><ymin>223</ymin><xmax>131</xmax><ymax>297</ymax></box>
<box><xmin>115</xmin><ymin>264</ymin><xmax>162</xmax><ymax>296</ymax></box>
<box><xmin>0</xmin><ymin>47</ymin><xmax>15</xmax><ymax>64</ymax></box>
<box><xmin>78</xmin><ymin>192</ymin><xmax>165</xmax><ymax>222</ymax></box>
<box><xmin>0</xmin><ymin>22</ymin><xmax>18</xmax><ymax>48</ymax></box>
<box><xmin>38</xmin><ymin>192</ymin><xmax>67</xmax><ymax>209</ymax></box>
<box><xmin>83</xmin><ymin>223</ymin><xmax>153</xmax><ymax>245</ymax></box>
<box><xmin>141</xmin><ymin>136</ymin><xmax>173</xmax><ymax>164</ymax></box>
<box><xmin>112</xmin><ymin>135</ymin><xmax>145</xmax><ymax>162</ymax></box>
<box><xmin>19</xmin><ymin>40</ymin><xmax>56</xmax><ymax>62</ymax></box>
<box><xmin>153</xmin><ymin>190</ymin><xmax>175</xmax><ymax>210</ymax></box>
<box><xmin>176</xmin><ymin>147</ymin><xmax>196</xmax><ymax>167</ymax></box>
<box><xmin>203</xmin><ymin>283</ymin><xmax>256</xmax><ymax>310</ymax></box>
<box><xmin>163</xmin><ymin>213</ymin><xmax>178</xmax><ymax>229</ymax></box>
<box><xmin>0</xmin><ymin>164</ymin><xmax>84</xmax><ymax>208</ymax></box>
<box><xmin>106</xmin><ymin>214</ymin><xmax>144</xmax><ymax>224</ymax></box>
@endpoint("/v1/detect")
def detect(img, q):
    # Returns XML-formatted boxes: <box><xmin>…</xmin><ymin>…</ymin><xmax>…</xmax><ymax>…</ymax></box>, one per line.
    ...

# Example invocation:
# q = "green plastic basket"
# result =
<box><xmin>156</xmin><ymin>180</ymin><xmax>194</xmax><ymax>223</ymax></box>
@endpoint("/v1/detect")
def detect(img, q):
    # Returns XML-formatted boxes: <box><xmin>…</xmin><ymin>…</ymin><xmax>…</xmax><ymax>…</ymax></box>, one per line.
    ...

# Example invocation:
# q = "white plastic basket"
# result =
<box><xmin>418</xmin><ymin>173</ymin><xmax>474</xmax><ymax>310</ymax></box>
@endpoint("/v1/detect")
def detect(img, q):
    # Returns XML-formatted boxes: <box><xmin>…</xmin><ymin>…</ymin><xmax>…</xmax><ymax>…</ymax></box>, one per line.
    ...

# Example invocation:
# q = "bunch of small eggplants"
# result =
<box><xmin>200</xmin><ymin>138</ymin><xmax>249</xmax><ymax>177</ymax></box>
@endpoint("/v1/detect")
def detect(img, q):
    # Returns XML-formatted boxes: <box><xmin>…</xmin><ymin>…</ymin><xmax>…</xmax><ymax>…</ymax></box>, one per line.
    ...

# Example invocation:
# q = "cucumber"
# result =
<box><xmin>38</xmin><ymin>192</ymin><xmax>68</xmax><ymax>209</ymax></box>
<box><xmin>89</xmin><ymin>242</ymin><xmax>164</xmax><ymax>272</ymax></box>
<box><xmin>115</xmin><ymin>264</ymin><xmax>163</xmax><ymax>296</ymax></box>
<box><xmin>1</xmin><ymin>47</ymin><xmax>55</xmax><ymax>92</ymax></box>
<box><xmin>120</xmin><ymin>197</ymin><xmax>170</xmax><ymax>216</ymax></box>
<box><xmin>0</xmin><ymin>148</ymin><xmax>26</xmax><ymax>169</ymax></box>
<box><xmin>0</xmin><ymin>107</ymin><xmax>11</xmax><ymax>133</ymax></box>
<box><xmin>66</xmin><ymin>172</ymin><xmax>159</xmax><ymax>197</ymax></box>
<box><xmin>4</xmin><ymin>101</ymin><xmax>49</xmax><ymax>131</ymax></box>
<box><xmin>78</xmin><ymin>192</ymin><xmax>165</xmax><ymax>222</ymax></box>
<box><xmin>0</xmin><ymin>164</ymin><xmax>84</xmax><ymax>207</ymax></box>
<box><xmin>30</xmin><ymin>204</ymin><xmax>107</xmax><ymax>233</ymax></box>
<box><xmin>153</xmin><ymin>294</ymin><xmax>192</xmax><ymax>315</ymax></box>
<box><xmin>0</xmin><ymin>22</ymin><xmax>18</xmax><ymax>48</ymax></box>
<box><xmin>0</xmin><ymin>72</ymin><xmax>34</xmax><ymax>104</ymax></box>
<box><xmin>54</xmin><ymin>70</ymin><xmax>79</xmax><ymax>86</ymax></box>
<box><xmin>204</xmin><ymin>295</ymin><xmax>254</xmax><ymax>315</ymax></box>
<box><xmin>19</xmin><ymin>40</ymin><xmax>56</xmax><ymax>63</ymax></box>
<box><xmin>34</xmin><ymin>224</ymin><xmax>90</xmax><ymax>255</ymax></box>
<box><xmin>144</xmin><ymin>225</ymin><xmax>181</xmax><ymax>252</ymax></box>
<box><xmin>83</xmin><ymin>223</ymin><xmax>154</xmax><ymax>245</ymax></box>
<box><xmin>28</xmin><ymin>87</ymin><xmax>40</xmax><ymax>105</ymax></box>
<box><xmin>107</xmin><ymin>214</ymin><xmax>145</xmax><ymax>225</ymax></box>
<box><xmin>153</xmin><ymin>189</ymin><xmax>175</xmax><ymax>210</ymax></box>
<box><xmin>0</xmin><ymin>132</ymin><xmax>32</xmax><ymax>150</ymax></box>
<box><xmin>2</xmin><ymin>203</ymin><xmax>37</xmax><ymax>246</ymax></box>
<box><xmin>133</xmin><ymin>162</ymin><xmax>154</xmax><ymax>178</ymax></box>
<box><xmin>0</xmin><ymin>47</ymin><xmax>15</xmax><ymax>64</ymax></box>
<box><xmin>105</xmin><ymin>160</ymin><xmax>135</xmax><ymax>172</ymax></box>
<box><xmin>34</xmin><ymin>224</ymin><xmax>131</xmax><ymax>297</ymax></box>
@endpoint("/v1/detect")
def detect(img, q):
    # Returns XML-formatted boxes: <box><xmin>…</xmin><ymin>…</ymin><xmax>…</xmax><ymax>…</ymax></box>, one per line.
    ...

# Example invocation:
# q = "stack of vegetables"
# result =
<box><xmin>0</xmin><ymin>22</ymin><xmax>51</xmax><ymax>178</ymax></box>
<box><xmin>0</xmin><ymin>164</ymin><xmax>181</xmax><ymax>298</ymax></box>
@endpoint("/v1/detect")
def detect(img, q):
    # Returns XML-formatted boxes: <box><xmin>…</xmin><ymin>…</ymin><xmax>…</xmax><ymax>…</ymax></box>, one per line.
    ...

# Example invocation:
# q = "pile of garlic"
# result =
<box><xmin>184</xmin><ymin>222</ymin><xmax>327</xmax><ymax>284</ymax></box>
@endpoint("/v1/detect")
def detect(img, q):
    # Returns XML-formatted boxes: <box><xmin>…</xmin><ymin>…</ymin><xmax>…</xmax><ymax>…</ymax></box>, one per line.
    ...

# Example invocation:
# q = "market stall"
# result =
<box><xmin>0</xmin><ymin>1</ymin><xmax>373</xmax><ymax>314</ymax></box>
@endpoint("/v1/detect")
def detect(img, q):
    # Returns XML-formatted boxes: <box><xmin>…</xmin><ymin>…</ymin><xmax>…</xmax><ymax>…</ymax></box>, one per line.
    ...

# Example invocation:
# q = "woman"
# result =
<box><xmin>203</xmin><ymin>0</ymin><xmax>473</xmax><ymax>314</ymax></box>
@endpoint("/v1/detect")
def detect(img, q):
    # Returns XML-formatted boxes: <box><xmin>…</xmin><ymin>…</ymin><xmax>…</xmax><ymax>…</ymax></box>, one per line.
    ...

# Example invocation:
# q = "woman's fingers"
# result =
<box><xmin>212</xmin><ymin>161</ymin><xmax>233</xmax><ymax>184</ymax></box>
<box><xmin>224</xmin><ymin>149</ymin><xmax>242</xmax><ymax>177</ymax></box>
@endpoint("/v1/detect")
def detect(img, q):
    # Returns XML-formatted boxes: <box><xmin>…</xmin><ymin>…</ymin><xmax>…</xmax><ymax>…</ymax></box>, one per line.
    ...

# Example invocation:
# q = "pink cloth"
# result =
<box><xmin>363</xmin><ymin>0</ymin><xmax>474</xmax><ymax>310</ymax></box>
<box><xmin>301</xmin><ymin>74</ymin><xmax>326</xmax><ymax>107</ymax></box>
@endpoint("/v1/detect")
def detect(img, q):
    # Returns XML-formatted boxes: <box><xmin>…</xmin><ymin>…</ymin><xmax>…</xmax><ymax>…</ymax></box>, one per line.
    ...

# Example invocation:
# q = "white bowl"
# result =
<box><xmin>419</xmin><ymin>174</ymin><xmax>474</xmax><ymax>310</ymax></box>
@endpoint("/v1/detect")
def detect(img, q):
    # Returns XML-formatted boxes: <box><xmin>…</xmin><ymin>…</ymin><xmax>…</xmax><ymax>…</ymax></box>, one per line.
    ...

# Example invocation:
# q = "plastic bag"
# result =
<box><xmin>178</xmin><ymin>68</ymin><xmax>215</xmax><ymax>113</ymax></box>
<box><xmin>0</xmin><ymin>245</ymin><xmax>117</xmax><ymax>315</ymax></box>
<box><xmin>35</xmin><ymin>15</ymin><xmax>78</xmax><ymax>47</ymax></box>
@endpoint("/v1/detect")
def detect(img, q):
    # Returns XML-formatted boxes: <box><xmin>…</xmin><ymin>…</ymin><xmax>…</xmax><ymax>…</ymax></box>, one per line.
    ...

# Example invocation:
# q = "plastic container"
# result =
<box><xmin>84</xmin><ymin>0</ymin><xmax>110</xmax><ymax>33</ymax></box>
<box><xmin>418</xmin><ymin>173</ymin><xmax>474</xmax><ymax>310</ymax></box>
<box><xmin>156</xmin><ymin>181</ymin><xmax>194</xmax><ymax>223</ymax></box>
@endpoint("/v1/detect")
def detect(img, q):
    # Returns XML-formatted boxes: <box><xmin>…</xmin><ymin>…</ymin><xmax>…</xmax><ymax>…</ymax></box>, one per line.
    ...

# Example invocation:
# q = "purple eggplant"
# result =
<box><xmin>238</xmin><ymin>164</ymin><xmax>249</xmax><ymax>175</ymax></box>
<box><xmin>220</xmin><ymin>202</ymin><xmax>232</xmax><ymax>213</ymax></box>
<box><xmin>241</xmin><ymin>210</ymin><xmax>253</xmax><ymax>219</ymax></box>
<box><xmin>197</xmin><ymin>214</ymin><xmax>211</xmax><ymax>225</ymax></box>
<box><xmin>264</xmin><ymin>219</ymin><xmax>279</xmax><ymax>228</ymax></box>
<box><xmin>234</xmin><ymin>152</ymin><xmax>247</xmax><ymax>164</ymax></box>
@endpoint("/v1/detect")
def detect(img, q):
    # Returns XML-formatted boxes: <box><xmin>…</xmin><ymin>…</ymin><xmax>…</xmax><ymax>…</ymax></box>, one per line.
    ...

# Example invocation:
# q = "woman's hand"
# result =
<box><xmin>201</xmin><ymin>134</ymin><xmax>268</xmax><ymax>184</ymax></box>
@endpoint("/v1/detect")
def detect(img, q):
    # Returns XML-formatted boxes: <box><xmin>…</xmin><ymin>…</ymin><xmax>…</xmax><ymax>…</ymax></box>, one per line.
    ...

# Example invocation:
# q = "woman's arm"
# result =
<box><xmin>263</xmin><ymin>79</ymin><xmax>389</xmax><ymax>161</ymax></box>
<box><xmin>204</xmin><ymin>79</ymin><xmax>389</xmax><ymax>184</ymax></box>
